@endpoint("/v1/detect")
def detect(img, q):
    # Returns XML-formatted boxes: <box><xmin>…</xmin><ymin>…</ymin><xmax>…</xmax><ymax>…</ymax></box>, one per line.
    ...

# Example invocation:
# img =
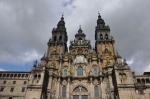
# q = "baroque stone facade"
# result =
<box><xmin>0</xmin><ymin>14</ymin><xmax>150</xmax><ymax>99</ymax></box>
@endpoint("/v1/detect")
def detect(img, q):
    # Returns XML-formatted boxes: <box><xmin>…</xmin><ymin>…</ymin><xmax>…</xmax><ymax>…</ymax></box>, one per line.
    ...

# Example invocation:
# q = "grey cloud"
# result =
<box><xmin>0</xmin><ymin>0</ymin><xmax>150</xmax><ymax>74</ymax></box>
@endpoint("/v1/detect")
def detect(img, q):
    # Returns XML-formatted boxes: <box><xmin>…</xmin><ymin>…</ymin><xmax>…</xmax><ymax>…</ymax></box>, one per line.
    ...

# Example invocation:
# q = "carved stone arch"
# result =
<box><xmin>72</xmin><ymin>85</ymin><xmax>88</xmax><ymax>92</ymax></box>
<box><xmin>63</xmin><ymin>65</ymin><xmax>68</xmax><ymax>69</ymax></box>
<box><xmin>92</xmin><ymin>65</ymin><xmax>98</xmax><ymax>68</ymax></box>
<box><xmin>77</xmin><ymin>64</ymin><xmax>83</xmax><ymax>68</ymax></box>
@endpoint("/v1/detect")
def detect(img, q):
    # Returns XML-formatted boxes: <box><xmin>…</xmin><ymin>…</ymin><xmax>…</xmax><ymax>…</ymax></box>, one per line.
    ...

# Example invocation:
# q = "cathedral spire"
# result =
<box><xmin>78</xmin><ymin>25</ymin><xmax>83</xmax><ymax>34</ymax></box>
<box><xmin>61</xmin><ymin>14</ymin><xmax>64</xmax><ymax>21</ymax></box>
<box><xmin>56</xmin><ymin>15</ymin><xmax>66</xmax><ymax>31</ymax></box>
<box><xmin>97</xmin><ymin>13</ymin><xmax>105</xmax><ymax>28</ymax></box>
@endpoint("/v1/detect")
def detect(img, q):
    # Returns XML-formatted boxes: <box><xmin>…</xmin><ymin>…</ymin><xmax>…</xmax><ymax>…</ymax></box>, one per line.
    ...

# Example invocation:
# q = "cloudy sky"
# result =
<box><xmin>0</xmin><ymin>0</ymin><xmax>150</xmax><ymax>74</ymax></box>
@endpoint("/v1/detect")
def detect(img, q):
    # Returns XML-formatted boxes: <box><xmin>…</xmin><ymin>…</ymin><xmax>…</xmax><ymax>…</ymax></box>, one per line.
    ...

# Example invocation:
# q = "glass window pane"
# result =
<box><xmin>73</xmin><ymin>87</ymin><xmax>80</xmax><ymax>92</ymax></box>
<box><xmin>62</xmin><ymin>86</ymin><xmax>66</xmax><ymax>97</ymax></box>
<box><xmin>94</xmin><ymin>86</ymin><xmax>99</xmax><ymax>97</ymax></box>
<box><xmin>81</xmin><ymin>87</ymin><xmax>87</xmax><ymax>92</ymax></box>
<box><xmin>73</xmin><ymin>95</ymin><xmax>79</xmax><ymax>99</ymax></box>
<box><xmin>93</xmin><ymin>69</ymin><xmax>98</xmax><ymax>76</ymax></box>
<box><xmin>64</xmin><ymin>70</ymin><xmax>67</xmax><ymax>77</ymax></box>
<box><xmin>78</xmin><ymin>66</ymin><xmax>83</xmax><ymax>76</ymax></box>
<box><xmin>82</xmin><ymin>95</ymin><xmax>88</xmax><ymax>99</ymax></box>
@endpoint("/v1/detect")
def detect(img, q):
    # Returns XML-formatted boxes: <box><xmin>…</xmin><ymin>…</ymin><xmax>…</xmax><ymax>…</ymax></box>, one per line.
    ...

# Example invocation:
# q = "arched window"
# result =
<box><xmin>73</xmin><ymin>87</ymin><xmax>80</xmax><ymax>92</ymax></box>
<box><xmin>93</xmin><ymin>69</ymin><xmax>98</xmax><ymax>76</ymax></box>
<box><xmin>34</xmin><ymin>74</ymin><xmax>37</xmax><ymax>79</ymax></box>
<box><xmin>59</xmin><ymin>36</ymin><xmax>62</xmax><ymax>41</ymax></box>
<box><xmin>64</xmin><ymin>70</ymin><xmax>67</xmax><ymax>77</ymax></box>
<box><xmin>122</xmin><ymin>73</ymin><xmax>126</xmax><ymax>78</ymax></box>
<box><xmin>146</xmin><ymin>78</ymin><xmax>150</xmax><ymax>83</ymax></box>
<box><xmin>81</xmin><ymin>87</ymin><xmax>88</xmax><ymax>92</ymax></box>
<box><xmin>100</xmin><ymin>34</ymin><xmax>103</xmax><ymax>39</ymax></box>
<box><xmin>105</xmin><ymin>34</ymin><xmax>108</xmax><ymax>39</ymax></box>
<box><xmin>73</xmin><ymin>86</ymin><xmax>88</xmax><ymax>99</ymax></box>
<box><xmin>77</xmin><ymin>66</ymin><xmax>83</xmax><ymax>76</ymax></box>
<box><xmin>73</xmin><ymin>86</ymin><xmax>88</xmax><ymax>92</ymax></box>
<box><xmin>137</xmin><ymin>79</ymin><xmax>141</xmax><ymax>83</ymax></box>
<box><xmin>78</xmin><ymin>38</ymin><xmax>83</xmax><ymax>45</ymax></box>
<box><xmin>62</xmin><ymin>86</ymin><xmax>66</xmax><ymax>97</ymax></box>
<box><xmin>94</xmin><ymin>86</ymin><xmax>99</xmax><ymax>97</ymax></box>
<box><xmin>142</xmin><ymin>79</ymin><xmax>145</xmax><ymax>83</ymax></box>
<box><xmin>38</xmin><ymin>74</ymin><xmax>41</xmax><ymax>79</ymax></box>
<box><xmin>54</xmin><ymin>36</ymin><xmax>57</xmax><ymax>41</ymax></box>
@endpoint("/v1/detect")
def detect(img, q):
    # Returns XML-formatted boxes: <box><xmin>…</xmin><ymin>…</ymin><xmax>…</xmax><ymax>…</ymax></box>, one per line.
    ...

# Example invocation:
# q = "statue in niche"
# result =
<box><xmin>123</xmin><ymin>58</ymin><xmax>128</xmax><ymax>65</ymax></box>
<box><xmin>33</xmin><ymin>60</ymin><xmax>37</xmax><ymax>67</ymax></box>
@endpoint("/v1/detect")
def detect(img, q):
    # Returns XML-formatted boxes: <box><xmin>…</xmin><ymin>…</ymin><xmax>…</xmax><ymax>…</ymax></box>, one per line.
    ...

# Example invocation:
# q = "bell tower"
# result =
<box><xmin>46</xmin><ymin>15</ymin><xmax>68</xmax><ymax>70</ymax></box>
<box><xmin>95</xmin><ymin>13</ymin><xmax>115</xmax><ymax>68</ymax></box>
<box><xmin>47</xmin><ymin>15</ymin><xmax>68</xmax><ymax>55</ymax></box>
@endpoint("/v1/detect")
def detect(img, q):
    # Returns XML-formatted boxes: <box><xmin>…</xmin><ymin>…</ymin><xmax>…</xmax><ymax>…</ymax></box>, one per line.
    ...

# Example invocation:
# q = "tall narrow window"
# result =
<box><xmin>105</xmin><ymin>34</ymin><xmax>108</xmax><ymax>39</ymax></box>
<box><xmin>0</xmin><ymin>74</ymin><xmax>2</xmax><ymax>77</ymax></box>
<box><xmin>93</xmin><ymin>69</ymin><xmax>98</xmax><ymax>76</ymax></box>
<box><xmin>64</xmin><ymin>70</ymin><xmax>67</xmax><ymax>77</ymax></box>
<box><xmin>62</xmin><ymin>86</ymin><xmax>66</xmax><ymax>97</ymax></box>
<box><xmin>10</xmin><ymin>87</ymin><xmax>14</xmax><ymax>92</ymax></box>
<box><xmin>13</xmin><ymin>81</ymin><xmax>16</xmax><ymax>84</ymax></box>
<box><xmin>0</xmin><ymin>87</ymin><xmax>4</xmax><ymax>92</ymax></box>
<box><xmin>94</xmin><ymin>86</ymin><xmax>99</xmax><ymax>97</ymax></box>
<box><xmin>100</xmin><ymin>34</ymin><xmax>103</xmax><ymax>39</ymax></box>
<box><xmin>54</xmin><ymin>36</ymin><xmax>57</xmax><ymax>41</ymax></box>
<box><xmin>59</xmin><ymin>36</ymin><xmax>62</xmax><ymax>41</ymax></box>
<box><xmin>24</xmin><ymin>81</ymin><xmax>27</xmax><ymax>84</ymax></box>
<box><xmin>22</xmin><ymin>87</ymin><xmax>25</xmax><ymax>92</ymax></box>
<box><xmin>38</xmin><ymin>74</ymin><xmax>41</xmax><ymax>79</ymax></box>
<box><xmin>3</xmin><ymin>81</ymin><xmax>6</xmax><ymax>84</ymax></box>
<box><xmin>77</xmin><ymin>66</ymin><xmax>83</xmax><ymax>76</ymax></box>
<box><xmin>34</xmin><ymin>74</ymin><xmax>37</xmax><ymax>79</ymax></box>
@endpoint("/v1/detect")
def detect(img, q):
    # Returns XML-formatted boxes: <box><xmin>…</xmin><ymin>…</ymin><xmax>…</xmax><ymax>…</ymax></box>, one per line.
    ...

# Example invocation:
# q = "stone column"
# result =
<box><xmin>99</xmin><ymin>59</ymin><xmax>102</xmax><ymax>76</ymax></box>
<box><xmin>100</xmin><ymin>78</ymin><xmax>102</xmax><ymax>98</ymax></box>
<box><xmin>108</xmin><ymin>70</ymin><xmax>114</xmax><ymax>99</ymax></box>
<box><xmin>48</xmin><ymin>71</ymin><xmax>53</xmax><ymax>99</ymax></box>
<box><xmin>67</xmin><ymin>78</ymin><xmax>70</xmax><ymax>98</ymax></box>
<box><xmin>59</xmin><ymin>59</ymin><xmax>62</xmax><ymax>76</ymax></box>
<box><xmin>68</xmin><ymin>60</ymin><xmax>71</xmax><ymax>75</ymax></box>
<box><xmin>56</xmin><ymin>78</ymin><xmax>60</xmax><ymax>98</ymax></box>
<box><xmin>90</xmin><ymin>77</ymin><xmax>93</xmax><ymax>98</ymax></box>
<box><xmin>89</xmin><ymin>58</ymin><xmax>92</xmax><ymax>75</ymax></box>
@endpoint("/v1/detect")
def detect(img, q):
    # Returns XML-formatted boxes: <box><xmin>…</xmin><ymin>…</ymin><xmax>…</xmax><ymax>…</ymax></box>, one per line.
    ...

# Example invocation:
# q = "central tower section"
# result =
<box><xmin>95</xmin><ymin>14</ymin><xmax>116</xmax><ymax>68</ymax></box>
<box><xmin>69</xmin><ymin>26</ymin><xmax>91</xmax><ymax>77</ymax></box>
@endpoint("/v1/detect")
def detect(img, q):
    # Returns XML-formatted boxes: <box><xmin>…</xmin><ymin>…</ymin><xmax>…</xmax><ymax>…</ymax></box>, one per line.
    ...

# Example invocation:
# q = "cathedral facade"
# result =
<box><xmin>0</xmin><ymin>14</ymin><xmax>150</xmax><ymax>99</ymax></box>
